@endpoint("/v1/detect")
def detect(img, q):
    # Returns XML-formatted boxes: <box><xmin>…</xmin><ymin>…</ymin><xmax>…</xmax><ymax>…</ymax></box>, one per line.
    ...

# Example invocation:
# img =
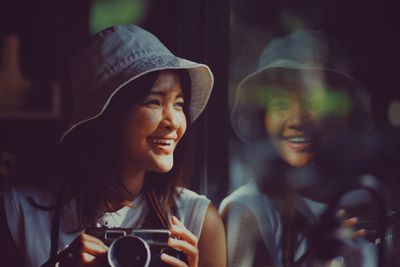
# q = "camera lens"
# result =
<box><xmin>108</xmin><ymin>236</ymin><xmax>151</xmax><ymax>267</ymax></box>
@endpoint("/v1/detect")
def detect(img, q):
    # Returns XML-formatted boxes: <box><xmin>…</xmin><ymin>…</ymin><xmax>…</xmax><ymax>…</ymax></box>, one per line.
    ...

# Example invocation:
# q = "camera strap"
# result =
<box><xmin>40</xmin><ymin>183</ymin><xmax>67</xmax><ymax>267</ymax></box>
<box><xmin>143</xmin><ymin>190</ymin><xmax>171</xmax><ymax>229</ymax></box>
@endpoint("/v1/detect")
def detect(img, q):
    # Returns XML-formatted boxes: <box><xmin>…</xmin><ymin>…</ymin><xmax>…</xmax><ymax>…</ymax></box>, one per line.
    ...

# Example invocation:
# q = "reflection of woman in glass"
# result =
<box><xmin>220</xmin><ymin>30</ymin><xmax>373</xmax><ymax>266</ymax></box>
<box><xmin>0</xmin><ymin>25</ymin><xmax>226</xmax><ymax>267</ymax></box>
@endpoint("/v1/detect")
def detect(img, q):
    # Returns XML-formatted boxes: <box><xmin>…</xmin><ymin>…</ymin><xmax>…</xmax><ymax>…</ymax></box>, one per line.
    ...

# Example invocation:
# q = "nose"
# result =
<box><xmin>160</xmin><ymin>105</ymin><xmax>182</xmax><ymax>130</ymax></box>
<box><xmin>286</xmin><ymin>102</ymin><xmax>313</xmax><ymax>129</ymax></box>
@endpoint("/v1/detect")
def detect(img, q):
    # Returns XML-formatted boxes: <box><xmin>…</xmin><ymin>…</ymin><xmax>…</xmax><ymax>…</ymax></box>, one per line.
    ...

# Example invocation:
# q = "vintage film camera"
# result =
<box><xmin>86</xmin><ymin>224</ymin><xmax>187</xmax><ymax>267</ymax></box>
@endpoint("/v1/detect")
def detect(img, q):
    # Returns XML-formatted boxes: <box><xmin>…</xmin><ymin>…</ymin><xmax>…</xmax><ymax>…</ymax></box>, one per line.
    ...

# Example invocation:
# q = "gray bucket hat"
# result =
<box><xmin>62</xmin><ymin>25</ymin><xmax>214</xmax><ymax>140</ymax></box>
<box><xmin>231</xmin><ymin>29</ymin><xmax>372</xmax><ymax>141</ymax></box>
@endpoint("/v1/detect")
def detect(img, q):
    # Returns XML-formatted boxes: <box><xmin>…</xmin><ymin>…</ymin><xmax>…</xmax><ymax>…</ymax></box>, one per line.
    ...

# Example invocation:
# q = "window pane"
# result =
<box><xmin>226</xmin><ymin>1</ymin><xmax>400</xmax><ymax>266</ymax></box>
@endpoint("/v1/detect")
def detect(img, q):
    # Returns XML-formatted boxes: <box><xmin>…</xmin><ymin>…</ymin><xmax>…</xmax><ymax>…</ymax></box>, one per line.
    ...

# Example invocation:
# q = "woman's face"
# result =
<box><xmin>119</xmin><ymin>70</ymin><xmax>187</xmax><ymax>173</ymax></box>
<box><xmin>264</xmin><ymin>83</ymin><xmax>340</xmax><ymax>167</ymax></box>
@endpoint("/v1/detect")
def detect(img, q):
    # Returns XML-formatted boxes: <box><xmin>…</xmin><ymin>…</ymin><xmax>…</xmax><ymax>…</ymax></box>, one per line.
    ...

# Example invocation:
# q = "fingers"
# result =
<box><xmin>165</xmin><ymin>216</ymin><xmax>199</xmax><ymax>267</ymax></box>
<box><xmin>168</xmin><ymin>237</ymin><xmax>199</xmax><ymax>256</ymax></box>
<box><xmin>161</xmin><ymin>253</ymin><xmax>188</xmax><ymax>267</ymax></box>
<box><xmin>170</xmin><ymin>216</ymin><xmax>198</xmax><ymax>254</ymax></box>
<box><xmin>341</xmin><ymin>217</ymin><xmax>358</xmax><ymax>228</ymax></box>
<box><xmin>336</xmin><ymin>209</ymin><xmax>367</xmax><ymax>240</ymax></box>
<box><xmin>79</xmin><ymin>233</ymin><xmax>108</xmax><ymax>256</ymax></box>
<box><xmin>82</xmin><ymin>252</ymin><xmax>96</xmax><ymax>263</ymax></box>
<box><xmin>61</xmin><ymin>233</ymin><xmax>109</xmax><ymax>266</ymax></box>
<box><xmin>352</xmin><ymin>228</ymin><xmax>367</xmax><ymax>239</ymax></box>
<box><xmin>170</xmin><ymin>216</ymin><xmax>198</xmax><ymax>247</ymax></box>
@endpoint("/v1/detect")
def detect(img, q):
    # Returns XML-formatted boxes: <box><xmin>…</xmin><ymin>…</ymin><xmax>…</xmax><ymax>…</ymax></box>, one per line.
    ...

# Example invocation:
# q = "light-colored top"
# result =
<box><xmin>3</xmin><ymin>185</ymin><xmax>210</xmax><ymax>267</ymax></box>
<box><xmin>219</xmin><ymin>182</ymin><xmax>284</xmax><ymax>267</ymax></box>
<box><xmin>219</xmin><ymin>182</ymin><xmax>377</xmax><ymax>267</ymax></box>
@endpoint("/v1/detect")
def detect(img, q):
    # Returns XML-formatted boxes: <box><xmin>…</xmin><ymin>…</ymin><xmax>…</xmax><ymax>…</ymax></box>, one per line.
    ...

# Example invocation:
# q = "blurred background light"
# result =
<box><xmin>388</xmin><ymin>100</ymin><xmax>400</xmax><ymax>127</ymax></box>
<box><xmin>90</xmin><ymin>0</ymin><xmax>149</xmax><ymax>34</ymax></box>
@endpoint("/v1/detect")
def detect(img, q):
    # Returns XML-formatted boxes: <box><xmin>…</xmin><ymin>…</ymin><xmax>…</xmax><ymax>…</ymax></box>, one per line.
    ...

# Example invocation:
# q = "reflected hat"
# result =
<box><xmin>231</xmin><ymin>29</ymin><xmax>371</xmax><ymax>141</ymax></box>
<box><xmin>63</xmin><ymin>25</ymin><xmax>214</xmax><ymax>140</ymax></box>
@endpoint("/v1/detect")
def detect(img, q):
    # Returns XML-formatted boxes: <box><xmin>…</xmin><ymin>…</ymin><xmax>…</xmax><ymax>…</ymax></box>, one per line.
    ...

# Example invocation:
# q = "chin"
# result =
<box><xmin>151</xmin><ymin>159</ymin><xmax>174</xmax><ymax>173</ymax></box>
<box><xmin>288</xmin><ymin>161</ymin><xmax>310</xmax><ymax>168</ymax></box>
<box><xmin>284</xmin><ymin>154</ymin><xmax>314</xmax><ymax>168</ymax></box>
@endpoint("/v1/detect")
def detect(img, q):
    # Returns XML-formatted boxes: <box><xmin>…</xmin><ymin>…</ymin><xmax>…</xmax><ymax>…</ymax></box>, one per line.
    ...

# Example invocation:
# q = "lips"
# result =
<box><xmin>147</xmin><ymin>137</ymin><xmax>176</xmax><ymax>154</ymax></box>
<box><xmin>286</xmin><ymin>136</ymin><xmax>312</xmax><ymax>143</ymax></box>
<box><xmin>283</xmin><ymin>135</ymin><xmax>314</xmax><ymax>151</ymax></box>
<box><xmin>149</xmin><ymin>139</ymin><xmax>173</xmax><ymax>146</ymax></box>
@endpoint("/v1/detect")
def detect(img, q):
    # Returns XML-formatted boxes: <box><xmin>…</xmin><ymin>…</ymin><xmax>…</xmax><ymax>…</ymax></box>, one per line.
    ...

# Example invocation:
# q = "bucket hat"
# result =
<box><xmin>231</xmin><ymin>29</ymin><xmax>372</xmax><ymax>141</ymax></box>
<box><xmin>62</xmin><ymin>25</ymin><xmax>214</xmax><ymax>140</ymax></box>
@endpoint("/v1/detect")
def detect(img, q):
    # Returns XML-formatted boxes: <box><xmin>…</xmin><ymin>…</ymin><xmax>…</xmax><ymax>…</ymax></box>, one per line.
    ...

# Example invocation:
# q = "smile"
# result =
<box><xmin>286</xmin><ymin>137</ymin><xmax>312</xmax><ymax>144</ymax></box>
<box><xmin>147</xmin><ymin>137</ymin><xmax>176</xmax><ymax>154</ymax></box>
<box><xmin>282</xmin><ymin>135</ymin><xmax>314</xmax><ymax>152</ymax></box>
<box><xmin>149</xmin><ymin>138</ymin><xmax>173</xmax><ymax>146</ymax></box>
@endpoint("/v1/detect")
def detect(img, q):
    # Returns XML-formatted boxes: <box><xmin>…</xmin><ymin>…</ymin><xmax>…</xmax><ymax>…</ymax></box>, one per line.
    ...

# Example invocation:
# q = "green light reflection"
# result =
<box><xmin>90</xmin><ymin>0</ymin><xmax>148</xmax><ymax>34</ymax></box>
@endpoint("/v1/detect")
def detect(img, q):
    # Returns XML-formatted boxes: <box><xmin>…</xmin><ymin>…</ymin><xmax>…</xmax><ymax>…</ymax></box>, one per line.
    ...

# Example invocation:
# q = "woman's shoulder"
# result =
<box><xmin>2</xmin><ymin>183</ymin><xmax>61</xmax><ymax>206</ymax></box>
<box><xmin>173</xmin><ymin>188</ymin><xmax>211</xmax><ymax>238</ymax></box>
<box><xmin>219</xmin><ymin>182</ymin><xmax>268</xmax><ymax>213</ymax></box>
<box><xmin>174</xmin><ymin>187</ymin><xmax>211</xmax><ymax>212</ymax></box>
<box><xmin>175</xmin><ymin>187</ymin><xmax>210</xmax><ymax>203</ymax></box>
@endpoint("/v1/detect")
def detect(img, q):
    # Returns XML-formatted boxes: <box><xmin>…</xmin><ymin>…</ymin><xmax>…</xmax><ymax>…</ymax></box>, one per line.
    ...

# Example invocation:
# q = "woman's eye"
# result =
<box><xmin>175</xmin><ymin>101</ymin><xmax>185</xmax><ymax>108</ymax></box>
<box><xmin>145</xmin><ymin>99</ymin><xmax>161</xmax><ymax>106</ymax></box>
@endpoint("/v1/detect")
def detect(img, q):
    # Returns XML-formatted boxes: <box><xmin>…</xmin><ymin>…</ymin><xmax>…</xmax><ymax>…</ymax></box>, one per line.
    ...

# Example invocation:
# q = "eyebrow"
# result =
<box><xmin>149</xmin><ymin>91</ymin><xmax>184</xmax><ymax>98</ymax></box>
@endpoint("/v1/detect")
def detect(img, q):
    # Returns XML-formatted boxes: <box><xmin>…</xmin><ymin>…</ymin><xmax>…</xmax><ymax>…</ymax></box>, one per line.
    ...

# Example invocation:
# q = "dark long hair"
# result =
<box><xmin>58</xmin><ymin>69</ymin><xmax>193</xmax><ymax>229</ymax></box>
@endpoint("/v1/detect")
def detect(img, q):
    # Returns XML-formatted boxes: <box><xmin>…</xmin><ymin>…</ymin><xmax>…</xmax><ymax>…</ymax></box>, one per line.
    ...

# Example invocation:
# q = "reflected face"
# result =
<box><xmin>264</xmin><ymin>83</ymin><xmax>348</xmax><ymax>167</ymax></box>
<box><xmin>119</xmin><ymin>70</ymin><xmax>187</xmax><ymax>173</ymax></box>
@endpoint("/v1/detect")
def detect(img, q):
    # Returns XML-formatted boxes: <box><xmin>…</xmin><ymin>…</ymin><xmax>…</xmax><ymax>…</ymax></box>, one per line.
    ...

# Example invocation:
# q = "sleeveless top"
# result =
<box><xmin>219</xmin><ymin>182</ymin><xmax>377</xmax><ymax>267</ymax></box>
<box><xmin>2</xmin><ymin>185</ymin><xmax>210</xmax><ymax>267</ymax></box>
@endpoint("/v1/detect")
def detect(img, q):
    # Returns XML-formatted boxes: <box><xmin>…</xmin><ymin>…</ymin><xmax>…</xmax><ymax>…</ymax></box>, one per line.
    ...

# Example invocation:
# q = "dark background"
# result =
<box><xmin>0</xmin><ymin>0</ymin><xmax>399</xmax><ymax>208</ymax></box>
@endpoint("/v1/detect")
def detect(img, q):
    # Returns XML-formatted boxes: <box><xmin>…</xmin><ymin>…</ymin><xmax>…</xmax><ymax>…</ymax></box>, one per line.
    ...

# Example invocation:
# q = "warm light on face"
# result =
<box><xmin>263</xmin><ymin>82</ymin><xmax>352</xmax><ymax>167</ymax></box>
<box><xmin>118</xmin><ymin>70</ymin><xmax>187</xmax><ymax>174</ymax></box>
<box><xmin>265</xmin><ymin>89</ymin><xmax>318</xmax><ymax>167</ymax></box>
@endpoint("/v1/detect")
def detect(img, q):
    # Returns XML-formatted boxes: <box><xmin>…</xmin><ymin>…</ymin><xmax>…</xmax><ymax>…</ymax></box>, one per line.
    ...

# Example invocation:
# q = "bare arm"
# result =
<box><xmin>198</xmin><ymin>204</ymin><xmax>227</xmax><ymax>267</ymax></box>
<box><xmin>0</xmin><ymin>196</ymin><xmax>23</xmax><ymax>267</ymax></box>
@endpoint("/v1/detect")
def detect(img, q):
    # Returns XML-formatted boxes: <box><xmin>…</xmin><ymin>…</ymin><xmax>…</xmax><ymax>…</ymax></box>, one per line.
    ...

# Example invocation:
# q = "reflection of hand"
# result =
<box><xmin>161</xmin><ymin>216</ymin><xmax>199</xmax><ymax>267</ymax></box>
<box><xmin>308</xmin><ymin>208</ymin><xmax>368</xmax><ymax>262</ymax></box>
<box><xmin>336</xmin><ymin>209</ymin><xmax>367</xmax><ymax>240</ymax></box>
<box><xmin>59</xmin><ymin>233</ymin><xmax>108</xmax><ymax>267</ymax></box>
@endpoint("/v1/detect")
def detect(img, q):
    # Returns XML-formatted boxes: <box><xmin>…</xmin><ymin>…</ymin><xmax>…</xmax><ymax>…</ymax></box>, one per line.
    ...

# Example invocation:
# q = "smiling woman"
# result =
<box><xmin>262</xmin><ymin>78</ymin><xmax>357</xmax><ymax>168</ymax></box>
<box><xmin>221</xmin><ymin>29</ymin><xmax>374</xmax><ymax>267</ymax></box>
<box><xmin>118</xmin><ymin>70</ymin><xmax>188</xmax><ymax>175</ymax></box>
<box><xmin>0</xmin><ymin>25</ymin><xmax>226</xmax><ymax>267</ymax></box>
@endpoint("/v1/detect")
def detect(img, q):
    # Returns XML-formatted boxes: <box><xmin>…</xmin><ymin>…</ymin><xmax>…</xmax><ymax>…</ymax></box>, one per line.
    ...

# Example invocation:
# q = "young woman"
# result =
<box><xmin>221</xmin><ymin>29</ymin><xmax>374</xmax><ymax>267</ymax></box>
<box><xmin>0</xmin><ymin>25</ymin><xmax>226</xmax><ymax>267</ymax></box>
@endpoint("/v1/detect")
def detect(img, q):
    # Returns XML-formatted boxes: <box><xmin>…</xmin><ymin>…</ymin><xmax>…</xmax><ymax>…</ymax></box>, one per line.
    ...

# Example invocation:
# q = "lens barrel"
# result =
<box><xmin>108</xmin><ymin>236</ymin><xmax>151</xmax><ymax>267</ymax></box>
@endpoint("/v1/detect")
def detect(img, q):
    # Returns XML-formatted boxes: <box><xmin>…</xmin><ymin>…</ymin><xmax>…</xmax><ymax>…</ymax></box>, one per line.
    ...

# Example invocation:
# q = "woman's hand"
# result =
<box><xmin>59</xmin><ymin>232</ymin><xmax>109</xmax><ymax>267</ymax></box>
<box><xmin>337</xmin><ymin>209</ymin><xmax>367</xmax><ymax>240</ymax></box>
<box><xmin>161</xmin><ymin>216</ymin><xmax>199</xmax><ymax>267</ymax></box>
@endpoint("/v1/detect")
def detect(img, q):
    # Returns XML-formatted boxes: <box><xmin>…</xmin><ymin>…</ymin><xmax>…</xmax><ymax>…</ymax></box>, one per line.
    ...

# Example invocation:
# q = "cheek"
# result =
<box><xmin>135</xmin><ymin>110</ymin><xmax>160</xmax><ymax>127</ymax></box>
<box><xmin>130</xmin><ymin>111</ymin><xmax>160</xmax><ymax>133</ymax></box>
<box><xmin>264</xmin><ymin>113</ymin><xmax>282</xmax><ymax>137</ymax></box>
<box><xmin>177</xmin><ymin>114</ymin><xmax>187</xmax><ymax>139</ymax></box>
<box><xmin>120</xmin><ymin>125</ymin><xmax>140</xmax><ymax>152</ymax></box>
<box><xmin>120</xmin><ymin>113</ymin><xmax>157</xmax><ymax>146</ymax></box>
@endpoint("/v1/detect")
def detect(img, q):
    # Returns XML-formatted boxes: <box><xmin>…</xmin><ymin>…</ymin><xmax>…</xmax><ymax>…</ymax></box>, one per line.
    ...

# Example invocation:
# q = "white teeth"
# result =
<box><xmin>150</xmin><ymin>139</ymin><xmax>172</xmax><ymax>146</ymax></box>
<box><xmin>287</xmin><ymin>137</ymin><xmax>311</xmax><ymax>143</ymax></box>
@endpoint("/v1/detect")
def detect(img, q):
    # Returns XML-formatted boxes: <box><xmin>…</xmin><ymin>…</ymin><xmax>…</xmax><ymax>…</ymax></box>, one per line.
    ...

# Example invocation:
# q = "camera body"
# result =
<box><xmin>86</xmin><ymin>224</ymin><xmax>186</xmax><ymax>267</ymax></box>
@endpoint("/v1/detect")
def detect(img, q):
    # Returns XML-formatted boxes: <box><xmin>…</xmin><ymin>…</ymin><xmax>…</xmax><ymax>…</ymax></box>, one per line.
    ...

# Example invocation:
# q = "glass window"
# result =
<box><xmin>225</xmin><ymin>1</ymin><xmax>400</xmax><ymax>266</ymax></box>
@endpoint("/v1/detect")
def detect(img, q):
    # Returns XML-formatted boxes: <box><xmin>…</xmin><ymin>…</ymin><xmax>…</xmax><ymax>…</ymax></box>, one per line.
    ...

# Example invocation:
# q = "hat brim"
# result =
<box><xmin>62</xmin><ymin>55</ymin><xmax>213</xmax><ymax>141</ymax></box>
